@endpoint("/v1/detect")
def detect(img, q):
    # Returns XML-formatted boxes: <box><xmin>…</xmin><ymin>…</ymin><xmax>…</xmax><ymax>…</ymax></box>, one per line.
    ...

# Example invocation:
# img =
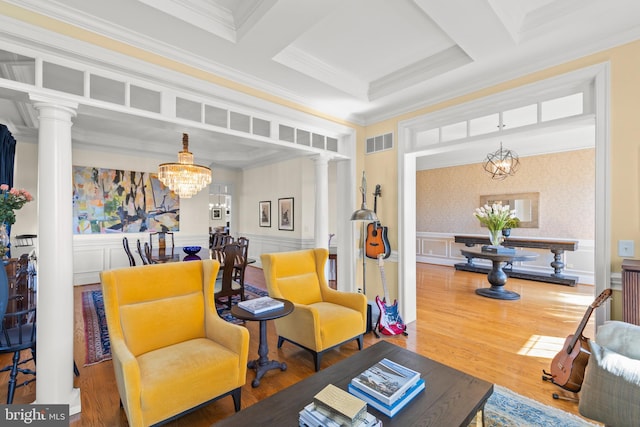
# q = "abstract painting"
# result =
<box><xmin>72</xmin><ymin>166</ymin><xmax>179</xmax><ymax>234</ymax></box>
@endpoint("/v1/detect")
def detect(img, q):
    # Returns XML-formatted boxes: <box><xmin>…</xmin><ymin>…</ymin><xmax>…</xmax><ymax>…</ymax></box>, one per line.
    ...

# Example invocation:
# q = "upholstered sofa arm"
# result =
<box><xmin>110</xmin><ymin>338</ymin><xmax>144</xmax><ymax>426</ymax></box>
<box><xmin>578</xmin><ymin>321</ymin><xmax>640</xmax><ymax>427</ymax></box>
<box><xmin>274</xmin><ymin>304</ymin><xmax>321</xmax><ymax>349</ymax></box>
<box><xmin>594</xmin><ymin>320</ymin><xmax>640</xmax><ymax>359</ymax></box>
<box><xmin>322</xmin><ymin>287</ymin><xmax>367</xmax><ymax>315</ymax></box>
<box><xmin>204</xmin><ymin>310</ymin><xmax>249</xmax><ymax>361</ymax></box>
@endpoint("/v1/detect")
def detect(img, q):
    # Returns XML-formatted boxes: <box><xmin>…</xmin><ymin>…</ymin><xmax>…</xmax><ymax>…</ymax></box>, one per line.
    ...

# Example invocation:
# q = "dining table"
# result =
<box><xmin>147</xmin><ymin>246</ymin><xmax>256</xmax><ymax>266</ymax></box>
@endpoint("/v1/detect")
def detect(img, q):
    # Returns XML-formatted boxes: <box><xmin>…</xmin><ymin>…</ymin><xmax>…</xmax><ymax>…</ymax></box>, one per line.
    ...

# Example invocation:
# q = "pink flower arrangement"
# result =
<box><xmin>0</xmin><ymin>184</ymin><xmax>34</xmax><ymax>225</ymax></box>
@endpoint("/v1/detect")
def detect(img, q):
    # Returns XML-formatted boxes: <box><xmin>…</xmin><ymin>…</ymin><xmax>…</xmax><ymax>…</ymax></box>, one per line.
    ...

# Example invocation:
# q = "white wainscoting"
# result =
<box><xmin>416</xmin><ymin>232</ymin><xmax>595</xmax><ymax>285</ymax></box>
<box><xmin>72</xmin><ymin>232</ymin><xmax>317</xmax><ymax>285</ymax></box>
<box><xmin>72</xmin><ymin>233</ymin><xmax>209</xmax><ymax>285</ymax></box>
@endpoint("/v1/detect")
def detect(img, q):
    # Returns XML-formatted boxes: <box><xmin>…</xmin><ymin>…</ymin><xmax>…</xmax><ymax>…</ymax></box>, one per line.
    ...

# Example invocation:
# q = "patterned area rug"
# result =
<box><xmin>81</xmin><ymin>284</ymin><xmax>268</xmax><ymax>365</ymax></box>
<box><xmin>475</xmin><ymin>385</ymin><xmax>598</xmax><ymax>427</ymax></box>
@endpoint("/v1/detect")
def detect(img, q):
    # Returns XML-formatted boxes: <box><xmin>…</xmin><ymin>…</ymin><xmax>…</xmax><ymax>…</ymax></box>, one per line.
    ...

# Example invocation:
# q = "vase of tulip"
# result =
<box><xmin>474</xmin><ymin>202</ymin><xmax>519</xmax><ymax>247</ymax></box>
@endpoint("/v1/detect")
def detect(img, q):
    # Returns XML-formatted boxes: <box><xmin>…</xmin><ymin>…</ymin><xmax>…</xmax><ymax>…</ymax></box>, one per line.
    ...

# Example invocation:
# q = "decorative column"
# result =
<box><xmin>30</xmin><ymin>94</ymin><xmax>81</xmax><ymax>414</ymax></box>
<box><xmin>313</xmin><ymin>155</ymin><xmax>330</xmax><ymax>249</ymax></box>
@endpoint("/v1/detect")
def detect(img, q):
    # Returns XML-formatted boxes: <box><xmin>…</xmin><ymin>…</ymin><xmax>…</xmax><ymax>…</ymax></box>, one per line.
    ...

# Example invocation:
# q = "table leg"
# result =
<box><xmin>475</xmin><ymin>259</ymin><xmax>520</xmax><ymax>300</ymax></box>
<box><xmin>247</xmin><ymin>319</ymin><xmax>287</xmax><ymax>387</ymax></box>
<box><xmin>550</xmin><ymin>249</ymin><xmax>565</xmax><ymax>276</ymax></box>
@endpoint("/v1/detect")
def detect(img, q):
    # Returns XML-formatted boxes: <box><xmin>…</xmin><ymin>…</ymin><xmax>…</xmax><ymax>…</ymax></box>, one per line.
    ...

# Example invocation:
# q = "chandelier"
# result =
<box><xmin>483</xmin><ymin>142</ymin><xmax>520</xmax><ymax>180</ymax></box>
<box><xmin>158</xmin><ymin>133</ymin><xmax>212</xmax><ymax>198</ymax></box>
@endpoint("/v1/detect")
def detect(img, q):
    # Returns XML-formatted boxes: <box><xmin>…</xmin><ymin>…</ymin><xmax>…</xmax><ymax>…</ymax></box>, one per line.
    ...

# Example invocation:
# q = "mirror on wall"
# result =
<box><xmin>479</xmin><ymin>192</ymin><xmax>539</xmax><ymax>228</ymax></box>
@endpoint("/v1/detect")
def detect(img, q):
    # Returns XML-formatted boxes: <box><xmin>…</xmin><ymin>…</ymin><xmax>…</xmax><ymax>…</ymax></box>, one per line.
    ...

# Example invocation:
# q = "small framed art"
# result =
<box><xmin>278</xmin><ymin>197</ymin><xmax>294</xmax><ymax>231</ymax></box>
<box><xmin>259</xmin><ymin>201</ymin><xmax>271</xmax><ymax>227</ymax></box>
<box><xmin>211</xmin><ymin>208</ymin><xmax>222</xmax><ymax>220</ymax></box>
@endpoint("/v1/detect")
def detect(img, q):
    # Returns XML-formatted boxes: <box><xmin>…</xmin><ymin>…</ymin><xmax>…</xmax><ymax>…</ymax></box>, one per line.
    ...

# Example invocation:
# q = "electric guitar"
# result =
<box><xmin>374</xmin><ymin>254</ymin><xmax>407</xmax><ymax>336</ymax></box>
<box><xmin>542</xmin><ymin>288</ymin><xmax>612</xmax><ymax>392</ymax></box>
<box><xmin>366</xmin><ymin>185</ymin><xmax>391</xmax><ymax>259</ymax></box>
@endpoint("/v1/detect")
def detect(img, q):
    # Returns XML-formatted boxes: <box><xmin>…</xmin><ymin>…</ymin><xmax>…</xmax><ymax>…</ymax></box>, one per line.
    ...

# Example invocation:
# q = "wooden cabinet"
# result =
<box><xmin>4</xmin><ymin>255</ymin><xmax>33</xmax><ymax>326</ymax></box>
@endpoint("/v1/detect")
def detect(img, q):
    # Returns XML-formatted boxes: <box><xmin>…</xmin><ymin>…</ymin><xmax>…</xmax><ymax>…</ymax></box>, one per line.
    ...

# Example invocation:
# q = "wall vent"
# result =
<box><xmin>366</xmin><ymin>132</ymin><xmax>393</xmax><ymax>154</ymax></box>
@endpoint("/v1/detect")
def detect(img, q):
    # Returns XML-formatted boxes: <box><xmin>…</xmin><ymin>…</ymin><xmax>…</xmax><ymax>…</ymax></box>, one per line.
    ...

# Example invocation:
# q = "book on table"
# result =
<box><xmin>299</xmin><ymin>403</ymin><xmax>382</xmax><ymax>427</ymax></box>
<box><xmin>312</xmin><ymin>384</ymin><xmax>367</xmax><ymax>426</ymax></box>
<box><xmin>349</xmin><ymin>358</ymin><xmax>421</xmax><ymax>406</ymax></box>
<box><xmin>348</xmin><ymin>378</ymin><xmax>425</xmax><ymax>418</ymax></box>
<box><xmin>237</xmin><ymin>296</ymin><xmax>284</xmax><ymax>314</ymax></box>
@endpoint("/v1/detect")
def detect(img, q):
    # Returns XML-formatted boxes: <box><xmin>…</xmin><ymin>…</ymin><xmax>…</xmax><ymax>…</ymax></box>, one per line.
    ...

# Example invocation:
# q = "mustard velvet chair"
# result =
<box><xmin>100</xmin><ymin>259</ymin><xmax>249</xmax><ymax>427</ymax></box>
<box><xmin>261</xmin><ymin>248</ymin><xmax>367</xmax><ymax>371</ymax></box>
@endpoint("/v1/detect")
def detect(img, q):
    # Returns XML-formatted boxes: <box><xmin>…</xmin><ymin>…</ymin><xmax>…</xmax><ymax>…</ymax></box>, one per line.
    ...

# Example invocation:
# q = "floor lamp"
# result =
<box><xmin>350</xmin><ymin>171</ymin><xmax>378</xmax><ymax>295</ymax></box>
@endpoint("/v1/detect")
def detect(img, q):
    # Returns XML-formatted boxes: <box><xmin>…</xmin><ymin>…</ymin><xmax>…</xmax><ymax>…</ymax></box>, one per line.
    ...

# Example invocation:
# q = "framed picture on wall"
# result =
<box><xmin>259</xmin><ymin>201</ymin><xmax>271</xmax><ymax>227</ymax></box>
<box><xmin>278</xmin><ymin>197</ymin><xmax>294</xmax><ymax>231</ymax></box>
<box><xmin>211</xmin><ymin>208</ymin><xmax>222</xmax><ymax>220</ymax></box>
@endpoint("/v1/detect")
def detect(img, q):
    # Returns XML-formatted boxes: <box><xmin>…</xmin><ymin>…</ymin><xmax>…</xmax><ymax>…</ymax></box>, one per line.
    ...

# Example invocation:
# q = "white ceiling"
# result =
<box><xmin>1</xmin><ymin>0</ymin><xmax>639</xmax><ymax>170</ymax></box>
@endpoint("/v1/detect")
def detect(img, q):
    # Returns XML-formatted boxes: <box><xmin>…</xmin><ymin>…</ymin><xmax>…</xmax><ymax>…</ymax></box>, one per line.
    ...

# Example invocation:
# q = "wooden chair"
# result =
<box><xmin>122</xmin><ymin>237</ymin><xmax>136</xmax><ymax>266</ymax></box>
<box><xmin>0</xmin><ymin>265</ymin><xmax>36</xmax><ymax>403</ymax></box>
<box><xmin>214</xmin><ymin>243</ymin><xmax>245</xmax><ymax>309</ymax></box>
<box><xmin>210</xmin><ymin>233</ymin><xmax>233</xmax><ymax>249</ymax></box>
<box><xmin>233</xmin><ymin>237</ymin><xmax>249</xmax><ymax>288</ymax></box>
<box><xmin>136</xmin><ymin>239</ymin><xmax>150</xmax><ymax>265</ymax></box>
<box><xmin>149</xmin><ymin>231</ymin><xmax>174</xmax><ymax>251</ymax></box>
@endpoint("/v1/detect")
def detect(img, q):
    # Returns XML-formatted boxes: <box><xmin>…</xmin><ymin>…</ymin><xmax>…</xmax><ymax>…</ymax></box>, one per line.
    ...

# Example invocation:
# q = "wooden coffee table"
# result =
<box><xmin>214</xmin><ymin>340</ymin><xmax>493</xmax><ymax>426</ymax></box>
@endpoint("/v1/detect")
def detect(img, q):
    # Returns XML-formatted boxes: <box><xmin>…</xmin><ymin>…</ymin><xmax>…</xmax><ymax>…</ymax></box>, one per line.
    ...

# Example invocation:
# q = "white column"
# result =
<box><xmin>313</xmin><ymin>155</ymin><xmax>330</xmax><ymax>249</ymax></box>
<box><xmin>30</xmin><ymin>94</ymin><xmax>81</xmax><ymax>414</ymax></box>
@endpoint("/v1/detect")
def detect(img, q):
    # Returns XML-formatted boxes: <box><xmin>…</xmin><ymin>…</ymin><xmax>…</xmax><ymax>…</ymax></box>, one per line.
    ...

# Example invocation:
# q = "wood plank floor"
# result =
<box><xmin>0</xmin><ymin>263</ymin><xmax>601</xmax><ymax>426</ymax></box>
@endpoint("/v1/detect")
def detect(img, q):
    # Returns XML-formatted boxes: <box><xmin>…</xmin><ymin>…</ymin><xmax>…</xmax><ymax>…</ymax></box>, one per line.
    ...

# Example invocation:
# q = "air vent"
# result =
<box><xmin>366</xmin><ymin>133</ymin><xmax>393</xmax><ymax>154</ymax></box>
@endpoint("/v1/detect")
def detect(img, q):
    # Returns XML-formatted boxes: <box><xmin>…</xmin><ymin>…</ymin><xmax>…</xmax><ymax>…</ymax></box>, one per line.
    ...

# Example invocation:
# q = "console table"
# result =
<box><xmin>454</xmin><ymin>235</ymin><xmax>579</xmax><ymax>286</ymax></box>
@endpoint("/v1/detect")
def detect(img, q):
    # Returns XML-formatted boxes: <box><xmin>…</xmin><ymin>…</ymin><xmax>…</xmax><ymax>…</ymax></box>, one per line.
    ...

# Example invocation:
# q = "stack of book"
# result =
<box><xmin>299</xmin><ymin>384</ymin><xmax>382</xmax><ymax>427</ymax></box>
<box><xmin>347</xmin><ymin>358</ymin><xmax>425</xmax><ymax>417</ymax></box>
<box><xmin>237</xmin><ymin>296</ymin><xmax>284</xmax><ymax>314</ymax></box>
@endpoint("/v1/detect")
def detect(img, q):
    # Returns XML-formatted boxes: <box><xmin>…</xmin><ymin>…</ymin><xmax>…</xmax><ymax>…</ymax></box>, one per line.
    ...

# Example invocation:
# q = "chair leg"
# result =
<box><xmin>277</xmin><ymin>336</ymin><xmax>285</xmax><ymax>348</ymax></box>
<box><xmin>356</xmin><ymin>334</ymin><xmax>363</xmax><ymax>350</ymax></box>
<box><xmin>314</xmin><ymin>352</ymin><xmax>321</xmax><ymax>372</ymax></box>
<box><xmin>231</xmin><ymin>387</ymin><xmax>242</xmax><ymax>412</ymax></box>
<box><xmin>6</xmin><ymin>351</ymin><xmax>20</xmax><ymax>404</ymax></box>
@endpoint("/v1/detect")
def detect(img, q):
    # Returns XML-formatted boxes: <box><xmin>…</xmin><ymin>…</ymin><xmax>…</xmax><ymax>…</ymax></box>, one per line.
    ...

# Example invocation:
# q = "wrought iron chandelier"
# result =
<box><xmin>158</xmin><ymin>133</ymin><xmax>212</xmax><ymax>198</ymax></box>
<box><xmin>483</xmin><ymin>142</ymin><xmax>520</xmax><ymax>180</ymax></box>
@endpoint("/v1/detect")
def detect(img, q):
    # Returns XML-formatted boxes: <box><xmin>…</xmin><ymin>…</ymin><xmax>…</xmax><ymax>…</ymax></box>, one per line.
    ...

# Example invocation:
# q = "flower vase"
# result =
<box><xmin>489</xmin><ymin>228</ymin><xmax>503</xmax><ymax>247</ymax></box>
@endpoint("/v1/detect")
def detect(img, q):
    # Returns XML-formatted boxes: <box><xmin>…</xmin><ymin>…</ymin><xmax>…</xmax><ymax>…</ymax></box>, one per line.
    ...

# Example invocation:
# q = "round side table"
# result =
<box><xmin>231</xmin><ymin>298</ymin><xmax>294</xmax><ymax>387</ymax></box>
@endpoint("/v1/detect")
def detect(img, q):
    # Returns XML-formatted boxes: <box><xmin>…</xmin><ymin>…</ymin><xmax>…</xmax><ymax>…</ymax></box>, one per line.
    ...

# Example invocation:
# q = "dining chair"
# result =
<box><xmin>122</xmin><ymin>237</ymin><xmax>136</xmax><ymax>267</ymax></box>
<box><xmin>214</xmin><ymin>243</ymin><xmax>245</xmax><ymax>309</ymax></box>
<box><xmin>149</xmin><ymin>231</ymin><xmax>175</xmax><ymax>251</ymax></box>
<box><xmin>0</xmin><ymin>265</ymin><xmax>36</xmax><ymax>403</ymax></box>
<box><xmin>136</xmin><ymin>239</ymin><xmax>150</xmax><ymax>265</ymax></box>
<box><xmin>233</xmin><ymin>237</ymin><xmax>249</xmax><ymax>288</ymax></box>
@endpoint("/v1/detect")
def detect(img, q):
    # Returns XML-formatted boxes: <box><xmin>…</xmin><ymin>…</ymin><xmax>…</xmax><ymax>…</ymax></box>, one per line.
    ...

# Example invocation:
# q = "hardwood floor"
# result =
<box><xmin>0</xmin><ymin>263</ymin><xmax>600</xmax><ymax>426</ymax></box>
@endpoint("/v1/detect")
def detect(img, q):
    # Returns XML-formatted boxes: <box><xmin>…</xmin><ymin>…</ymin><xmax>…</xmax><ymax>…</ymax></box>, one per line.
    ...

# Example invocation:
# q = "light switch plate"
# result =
<box><xmin>618</xmin><ymin>240</ymin><xmax>635</xmax><ymax>257</ymax></box>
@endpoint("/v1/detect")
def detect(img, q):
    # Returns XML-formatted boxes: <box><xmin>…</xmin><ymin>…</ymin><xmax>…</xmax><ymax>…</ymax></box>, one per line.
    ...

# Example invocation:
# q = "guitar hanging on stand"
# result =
<box><xmin>542</xmin><ymin>288</ymin><xmax>612</xmax><ymax>393</ymax></box>
<box><xmin>374</xmin><ymin>254</ymin><xmax>407</xmax><ymax>337</ymax></box>
<box><xmin>366</xmin><ymin>185</ymin><xmax>391</xmax><ymax>260</ymax></box>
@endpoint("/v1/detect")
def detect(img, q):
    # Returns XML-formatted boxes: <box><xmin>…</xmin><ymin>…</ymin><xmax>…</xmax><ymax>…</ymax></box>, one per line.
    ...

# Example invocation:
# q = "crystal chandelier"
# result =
<box><xmin>483</xmin><ymin>142</ymin><xmax>520</xmax><ymax>180</ymax></box>
<box><xmin>158</xmin><ymin>133</ymin><xmax>212</xmax><ymax>198</ymax></box>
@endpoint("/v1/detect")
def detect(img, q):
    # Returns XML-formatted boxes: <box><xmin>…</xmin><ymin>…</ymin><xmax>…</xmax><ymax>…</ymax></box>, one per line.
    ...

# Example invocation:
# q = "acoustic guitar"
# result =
<box><xmin>542</xmin><ymin>288</ymin><xmax>612</xmax><ymax>392</ymax></box>
<box><xmin>365</xmin><ymin>185</ymin><xmax>391</xmax><ymax>260</ymax></box>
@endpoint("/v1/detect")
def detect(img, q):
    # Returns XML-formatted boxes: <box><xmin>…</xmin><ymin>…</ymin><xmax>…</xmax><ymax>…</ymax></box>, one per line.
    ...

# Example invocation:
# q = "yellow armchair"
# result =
<box><xmin>100</xmin><ymin>259</ymin><xmax>249</xmax><ymax>427</ymax></box>
<box><xmin>261</xmin><ymin>248</ymin><xmax>367</xmax><ymax>371</ymax></box>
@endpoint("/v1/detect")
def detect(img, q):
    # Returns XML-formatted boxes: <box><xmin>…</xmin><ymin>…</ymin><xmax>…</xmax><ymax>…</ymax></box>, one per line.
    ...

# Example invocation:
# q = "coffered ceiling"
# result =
<box><xmin>1</xmin><ymin>0</ymin><xmax>640</xmax><ymax>169</ymax></box>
